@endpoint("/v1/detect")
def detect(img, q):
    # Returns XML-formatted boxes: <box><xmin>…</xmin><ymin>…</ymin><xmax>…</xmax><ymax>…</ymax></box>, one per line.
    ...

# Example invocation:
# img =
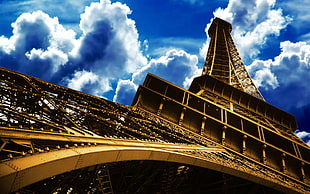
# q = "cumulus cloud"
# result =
<box><xmin>272</xmin><ymin>41</ymin><xmax>310</xmax><ymax>92</ymax></box>
<box><xmin>0</xmin><ymin>10</ymin><xmax>75</xmax><ymax>78</ymax></box>
<box><xmin>0</xmin><ymin>10</ymin><xmax>76</xmax><ymax>80</ymax></box>
<box><xmin>0</xmin><ymin>36</ymin><xmax>14</xmax><ymax>54</ymax></box>
<box><xmin>113</xmin><ymin>49</ymin><xmax>200</xmax><ymax>105</ymax></box>
<box><xmin>0</xmin><ymin>0</ymin><xmax>147</xmax><ymax>98</ymax></box>
<box><xmin>133</xmin><ymin>49</ymin><xmax>199</xmax><ymax>88</ymax></box>
<box><xmin>249</xmin><ymin>41</ymin><xmax>310</xmax><ymax>106</ymax></box>
<box><xmin>247</xmin><ymin>59</ymin><xmax>279</xmax><ymax>89</ymax></box>
<box><xmin>67</xmin><ymin>70</ymin><xmax>102</xmax><ymax>93</ymax></box>
<box><xmin>75</xmin><ymin>0</ymin><xmax>147</xmax><ymax>75</ymax></box>
<box><xmin>25</xmin><ymin>48</ymin><xmax>69</xmax><ymax>73</ymax></box>
<box><xmin>113</xmin><ymin>80</ymin><xmax>138</xmax><ymax>105</ymax></box>
<box><xmin>295</xmin><ymin>130</ymin><xmax>310</xmax><ymax>146</ymax></box>
<box><xmin>59</xmin><ymin>0</ymin><xmax>147</xmax><ymax>96</ymax></box>
<box><xmin>200</xmin><ymin>0</ymin><xmax>292</xmax><ymax>60</ymax></box>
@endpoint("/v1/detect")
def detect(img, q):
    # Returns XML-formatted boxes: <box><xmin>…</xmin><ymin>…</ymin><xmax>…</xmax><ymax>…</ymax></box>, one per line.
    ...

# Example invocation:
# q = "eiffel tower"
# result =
<box><xmin>0</xmin><ymin>18</ymin><xmax>309</xmax><ymax>194</ymax></box>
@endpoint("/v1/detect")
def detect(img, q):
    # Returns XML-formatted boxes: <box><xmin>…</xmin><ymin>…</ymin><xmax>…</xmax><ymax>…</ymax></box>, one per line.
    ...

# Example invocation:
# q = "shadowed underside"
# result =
<box><xmin>0</xmin><ymin>134</ymin><xmax>294</xmax><ymax>193</ymax></box>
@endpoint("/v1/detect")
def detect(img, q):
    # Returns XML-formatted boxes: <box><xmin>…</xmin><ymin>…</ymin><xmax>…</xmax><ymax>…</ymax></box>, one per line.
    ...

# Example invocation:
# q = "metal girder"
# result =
<box><xmin>0</xmin><ymin>141</ymin><xmax>224</xmax><ymax>193</ymax></box>
<box><xmin>1</xmin><ymin>140</ymin><xmax>307</xmax><ymax>194</ymax></box>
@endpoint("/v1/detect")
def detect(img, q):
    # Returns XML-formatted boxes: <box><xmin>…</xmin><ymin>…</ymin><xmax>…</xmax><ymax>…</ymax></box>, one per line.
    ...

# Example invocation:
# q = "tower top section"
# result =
<box><xmin>208</xmin><ymin>17</ymin><xmax>232</xmax><ymax>36</ymax></box>
<box><xmin>201</xmin><ymin>17</ymin><xmax>264</xmax><ymax>100</ymax></box>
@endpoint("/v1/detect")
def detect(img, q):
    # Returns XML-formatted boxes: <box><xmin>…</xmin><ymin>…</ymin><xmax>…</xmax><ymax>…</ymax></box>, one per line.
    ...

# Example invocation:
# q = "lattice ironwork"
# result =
<box><xmin>202</xmin><ymin>17</ymin><xmax>264</xmax><ymax>100</ymax></box>
<box><xmin>0</xmin><ymin>67</ymin><xmax>211</xmax><ymax>162</ymax></box>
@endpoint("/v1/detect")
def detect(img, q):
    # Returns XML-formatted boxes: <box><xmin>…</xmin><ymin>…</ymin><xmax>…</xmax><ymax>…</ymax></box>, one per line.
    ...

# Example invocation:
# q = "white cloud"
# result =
<box><xmin>133</xmin><ymin>49</ymin><xmax>199</xmax><ymax>88</ymax></box>
<box><xmin>295</xmin><ymin>130</ymin><xmax>310</xmax><ymax>146</ymax></box>
<box><xmin>113</xmin><ymin>80</ymin><xmax>138</xmax><ymax>105</ymax></box>
<box><xmin>248</xmin><ymin>40</ymin><xmax>310</xmax><ymax>108</ymax></box>
<box><xmin>77</xmin><ymin>0</ymin><xmax>147</xmax><ymax>74</ymax></box>
<box><xmin>11</xmin><ymin>10</ymin><xmax>76</xmax><ymax>53</ymax></box>
<box><xmin>25</xmin><ymin>48</ymin><xmax>69</xmax><ymax>72</ymax></box>
<box><xmin>247</xmin><ymin>59</ymin><xmax>279</xmax><ymax>89</ymax></box>
<box><xmin>64</xmin><ymin>0</ymin><xmax>147</xmax><ymax>95</ymax></box>
<box><xmin>296</xmin><ymin>130</ymin><xmax>310</xmax><ymax>139</ymax></box>
<box><xmin>199</xmin><ymin>36</ymin><xmax>210</xmax><ymax>59</ymax></box>
<box><xmin>0</xmin><ymin>10</ymin><xmax>76</xmax><ymax>79</ymax></box>
<box><xmin>67</xmin><ymin>70</ymin><xmax>99</xmax><ymax>91</ymax></box>
<box><xmin>234</xmin><ymin>9</ymin><xmax>291</xmax><ymax>58</ymax></box>
<box><xmin>274</xmin><ymin>41</ymin><xmax>310</xmax><ymax>68</ymax></box>
<box><xmin>0</xmin><ymin>36</ymin><xmax>14</xmax><ymax>54</ymax></box>
<box><xmin>0</xmin><ymin>0</ymin><xmax>147</xmax><ymax>98</ymax></box>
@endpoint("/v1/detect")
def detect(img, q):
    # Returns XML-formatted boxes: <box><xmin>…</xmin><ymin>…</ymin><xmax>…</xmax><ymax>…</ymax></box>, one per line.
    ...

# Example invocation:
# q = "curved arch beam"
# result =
<box><xmin>0</xmin><ymin>142</ymin><xmax>300</xmax><ymax>193</ymax></box>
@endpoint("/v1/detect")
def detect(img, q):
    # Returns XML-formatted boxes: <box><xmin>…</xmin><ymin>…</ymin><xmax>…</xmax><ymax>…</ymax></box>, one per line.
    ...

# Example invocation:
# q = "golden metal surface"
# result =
<box><xmin>0</xmin><ymin>18</ymin><xmax>309</xmax><ymax>193</ymax></box>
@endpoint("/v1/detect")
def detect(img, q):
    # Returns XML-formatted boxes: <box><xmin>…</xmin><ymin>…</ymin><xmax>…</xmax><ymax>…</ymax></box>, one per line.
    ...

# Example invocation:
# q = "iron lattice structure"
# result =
<box><xmin>202</xmin><ymin>18</ymin><xmax>264</xmax><ymax>100</ymax></box>
<box><xmin>0</xmin><ymin>18</ymin><xmax>309</xmax><ymax>194</ymax></box>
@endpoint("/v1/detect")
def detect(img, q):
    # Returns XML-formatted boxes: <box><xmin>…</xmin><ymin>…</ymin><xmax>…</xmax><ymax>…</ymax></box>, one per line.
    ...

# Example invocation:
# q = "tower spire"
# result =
<box><xmin>202</xmin><ymin>18</ymin><xmax>264</xmax><ymax>100</ymax></box>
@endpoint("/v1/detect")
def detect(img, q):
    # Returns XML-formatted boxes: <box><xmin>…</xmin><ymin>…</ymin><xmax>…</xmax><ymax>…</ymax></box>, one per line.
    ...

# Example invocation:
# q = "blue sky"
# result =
<box><xmin>0</xmin><ymin>0</ymin><xmax>309</xmax><ymax>144</ymax></box>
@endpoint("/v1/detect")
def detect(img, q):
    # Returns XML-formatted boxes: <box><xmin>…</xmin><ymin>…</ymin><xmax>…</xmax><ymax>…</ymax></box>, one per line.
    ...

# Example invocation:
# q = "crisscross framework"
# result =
<box><xmin>203</xmin><ymin>18</ymin><xmax>264</xmax><ymax>100</ymax></box>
